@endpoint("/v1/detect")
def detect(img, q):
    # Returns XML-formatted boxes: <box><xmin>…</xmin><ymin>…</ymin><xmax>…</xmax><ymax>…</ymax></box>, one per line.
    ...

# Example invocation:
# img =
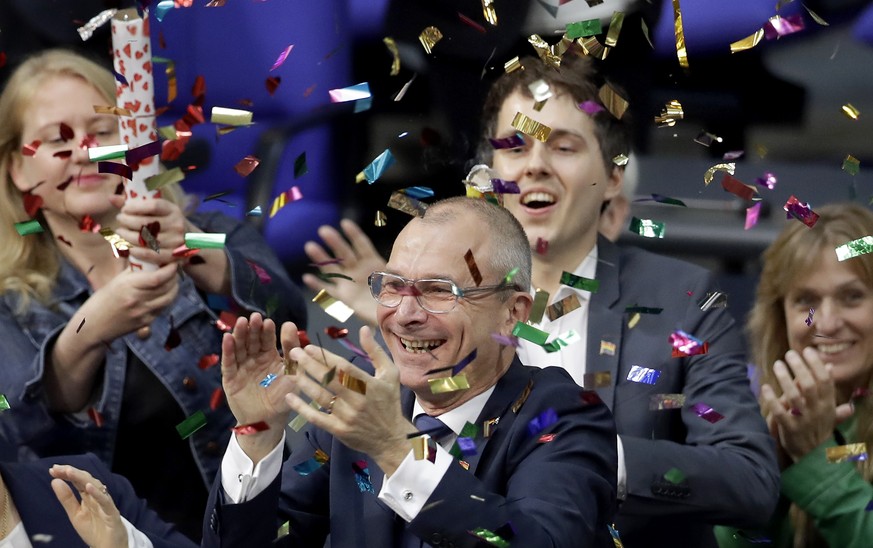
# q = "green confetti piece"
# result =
<box><xmin>158</xmin><ymin>125</ymin><xmax>178</xmax><ymax>140</ymax></box>
<box><xmin>512</xmin><ymin>321</ymin><xmax>549</xmax><ymax>345</ymax></box>
<box><xmin>14</xmin><ymin>219</ymin><xmax>44</xmax><ymax>236</ymax></box>
<box><xmin>176</xmin><ymin>410</ymin><xmax>207</xmax><ymax>439</ymax></box>
<box><xmin>265</xmin><ymin>294</ymin><xmax>280</xmax><ymax>318</ymax></box>
<box><xmin>559</xmin><ymin>271</ymin><xmax>599</xmax><ymax>293</ymax></box>
<box><xmin>529</xmin><ymin>289</ymin><xmax>549</xmax><ymax>324</ymax></box>
<box><xmin>566</xmin><ymin>18</ymin><xmax>602</xmax><ymax>38</ymax></box>
<box><xmin>836</xmin><ymin>236</ymin><xmax>873</xmax><ymax>261</ymax></box>
<box><xmin>625</xmin><ymin>306</ymin><xmax>663</xmax><ymax>314</ymax></box>
<box><xmin>277</xmin><ymin>521</ymin><xmax>290</xmax><ymax>540</ymax></box>
<box><xmin>0</xmin><ymin>394</ymin><xmax>10</xmax><ymax>412</ymax></box>
<box><xmin>146</xmin><ymin>167</ymin><xmax>185</xmax><ymax>191</ymax></box>
<box><xmin>543</xmin><ymin>329</ymin><xmax>581</xmax><ymax>353</ymax></box>
<box><xmin>470</xmin><ymin>528</ymin><xmax>511</xmax><ymax>548</ymax></box>
<box><xmin>629</xmin><ymin>217</ymin><xmax>666</xmax><ymax>238</ymax></box>
<box><xmin>503</xmin><ymin>267</ymin><xmax>519</xmax><ymax>284</ymax></box>
<box><xmin>88</xmin><ymin>144</ymin><xmax>128</xmax><ymax>162</ymax></box>
<box><xmin>184</xmin><ymin>232</ymin><xmax>226</xmax><ymax>249</ymax></box>
<box><xmin>317</xmin><ymin>272</ymin><xmax>354</xmax><ymax>282</ymax></box>
<box><xmin>663</xmin><ymin>467</ymin><xmax>686</xmax><ymax>484</ymax></box>
<box><xmin>294</xmin><ymin>152</ymin><xmax>308</xmax><ymax>179</ymax></box>
<box><xmin>843</xmin><ymin>155</ymin><xmax>860</xmax><ymax>176</ymax></box>
<box><xmin>459</xmin><ymin>421</ymin><xmax>479</xmax><ymax>439</ymax></box>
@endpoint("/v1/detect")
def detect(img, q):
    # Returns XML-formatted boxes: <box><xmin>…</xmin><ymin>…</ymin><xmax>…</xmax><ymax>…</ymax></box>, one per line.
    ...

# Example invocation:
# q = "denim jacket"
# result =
<box><xmin>0</xmin><ymin>211</ymin><xmax>307</xmax><ymax>488</ymax></box>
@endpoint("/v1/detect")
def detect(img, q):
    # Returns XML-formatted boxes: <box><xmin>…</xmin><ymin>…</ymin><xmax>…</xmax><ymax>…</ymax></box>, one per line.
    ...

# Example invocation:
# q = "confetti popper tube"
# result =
<box><xmin>184</xmin><ymin>233</ymin><xmax>226</xmax><ymax>249</ymax></box>
<box><xmin>112</xmin><ymin>8</ymin><xmax>160</xmax><ymax>271</ymax></box>
<box><xmin>88</xmin><ymin>144</ymin><xmax>128</xmax><ymax>161</ymax></box>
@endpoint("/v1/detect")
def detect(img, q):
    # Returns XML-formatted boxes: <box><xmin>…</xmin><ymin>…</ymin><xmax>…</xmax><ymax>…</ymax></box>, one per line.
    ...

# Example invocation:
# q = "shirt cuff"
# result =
<box><xmin>221</xmin><ymin>431</ymin><xmax>286</xmax><ymax>503</ymax></box>
<box><xmin>378</xmin><ymin>442</ymin><xmax>453</xmax><ymax>522</ymax></box>
<box><xmin>122</xmin><ymin>515</ymin><xmax>154</xmax><ymax>548</ymax></box>
<box><xmin>617</xmin><ymin>434</ymin><xmax>627</xmax><ymax>501</ymax></box>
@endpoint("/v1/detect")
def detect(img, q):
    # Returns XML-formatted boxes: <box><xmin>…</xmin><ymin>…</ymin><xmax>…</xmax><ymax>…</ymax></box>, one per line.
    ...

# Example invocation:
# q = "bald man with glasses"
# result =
<box><xmin>202</xmin><ymin>197</ymin><xmax>618</xmax><ymax>548</ymax></box>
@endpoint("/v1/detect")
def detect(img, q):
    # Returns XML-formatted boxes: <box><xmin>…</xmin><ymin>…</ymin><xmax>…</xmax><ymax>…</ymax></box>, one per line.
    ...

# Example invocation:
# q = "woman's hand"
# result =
<box><xmin>110</xmin><ymin>194</ymin><xmax>188</xmax><ymax>266</ymax></box>
<box><xmin>49</xmin><ymin>464</ymin><xmax>127</xmax><ymax>548</ymax></box>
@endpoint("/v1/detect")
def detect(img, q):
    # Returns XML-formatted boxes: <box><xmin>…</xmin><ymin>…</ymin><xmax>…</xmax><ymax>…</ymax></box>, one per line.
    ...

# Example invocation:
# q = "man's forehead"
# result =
<box><xmin>389</xmin><ymin>215</ymin><xmax>490</xmax><ymax>280</ymax></box>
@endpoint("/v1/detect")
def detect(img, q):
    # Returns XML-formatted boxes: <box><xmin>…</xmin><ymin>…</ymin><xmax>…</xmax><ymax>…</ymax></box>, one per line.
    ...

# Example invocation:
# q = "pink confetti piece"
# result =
<box><xmin>745</xmin><ymin>202</ymin><xmax>762</xmax><ymax>230</ymax></box>
<box><xmin>763</xmin><ymin>14</ymin><xmax>805</xmax><ymax>40</ymax></box>
<box><xmin>270</xmin><ymin>44</ymin><xmax>294</xmax><ymax>71</ymax></box>
<box><xmin>691</xmin><ymin>402</ymin><xmax>725</xmax><ymax>423</ymax></box>
<box><xmin>578</xmin><ymin>100</ymin><xmax>605</xmax><ymax>115</ymax></box>
<box><xmin>754</xmin><ymin>172</ymin><xmax>777</xmax><ymax>189</ymax></box>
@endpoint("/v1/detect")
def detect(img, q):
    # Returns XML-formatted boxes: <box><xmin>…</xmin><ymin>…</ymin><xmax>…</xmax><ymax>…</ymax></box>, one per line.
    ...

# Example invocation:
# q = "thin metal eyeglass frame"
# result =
<box><xmin>368</xmin><ymin>271</ymin><xmax>521</xmax><ymax>314</ymax></box>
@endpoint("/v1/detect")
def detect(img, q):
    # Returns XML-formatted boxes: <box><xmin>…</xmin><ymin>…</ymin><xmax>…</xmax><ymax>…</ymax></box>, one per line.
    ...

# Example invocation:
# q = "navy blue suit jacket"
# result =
<box><xmin>585</xmin><ymin>236</ymin><xmax>779</xmax><ymax>546</ymax></box>
<box><xmin>0</xmin><ymin>453</ymin><xmax>194</xmax><ymax>547</ymax></box>
<box><xmin>203</xmin><ymin>358</ymin><xmax>618</xmax><ymax>547</ymax></box>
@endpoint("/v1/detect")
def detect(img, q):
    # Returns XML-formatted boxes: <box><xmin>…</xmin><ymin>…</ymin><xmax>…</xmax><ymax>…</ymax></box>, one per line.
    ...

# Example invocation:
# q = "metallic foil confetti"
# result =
<box><xmin>511</xmin><ymin>112</ymin><xmax>551</xmax><ymax>142</ymax></box>
<box><xmin>374</xmin><ymin>210</ymin><xmax>387</xmax><ymax>227</ymax></box>
<box><xmin>784</xmin><ymin>195</ymin><xmax>820</xmax><ymax>227</ymax></box>
<box><xmin>600</xmin><ymin>340</ymin><xmax>616</xmax><ymax>356</ymax></box>
<box><xmin>98</xmin><ymin>161</ymin><xmax>132</xmax><ymax>180</ymax></box>
<box><xmin>763</xmin><ymin>14</ymin><xmax>805</xmax><ymax>39</ymax></box>
<box><xmin>804</xmin><ymin>5</ymin><xmax>829</xmax><ymax>26</ymax></box>
<box><xmin>198</xmin><ymin>354</ymin><xmax>219</xmax><ymax>370</ymax></box>
<box><xmin>352</xmin><ymin>460</ymin><xmax>376</xmax><ymax>493</ymax></box>
<box><xmin>145</xmin><ymin>167</ymin><xmax>184</xmax><ymax>191</ymax></box>
<box><xmin>670</xmin><ymin>330</ymin><xmax>707</xmax><ymax>356</ymax></box>
<box><xmin>745</xmin><ymin>202</ymin><xmax>762</xmax><ymax>230</ymax></box>
<box><xmin>528</xmin><ymin>34</ymin><xmax>562</xmax><ymax>68</ymax></box>
<box><xmin>270</xmin><ymin>45</ymin><xmax>294</xmax><ymax>71</ymax></box>
<box><xmin>654</xmin><ymin>99</ymin><xmax>683</xmax><ymax>127</ymax></box>
<box><xmin>805</xmin><ymin>308</ymin><xmax>815</xmax><ymax>327</ymax></box>
<box><xmin>88</xmin><ymin>144</ymin><xmax>128</xmax><ymax>161</ymax></box>
<box><xmin>388</xmin><ymin>191</ymin><xmax>428</xmax><ymax>217</ymax></box>
<box><xmin>293</xmin><ymin>456</ymin><xmax>327</xmax><ymax>476</ymax></box>
<box><xmin>151</xmin><ymin>56</ymin><xmax>177</xmax><ymax>103</ymax></box>
<box><xmin>693</xmin><ymin>131</ymin><xmax>721</xmax><ymax>147</ymax></box>
<box><xmin>703</xmin><ymin>162</ymin><xmax>735</xmax><ymax>185</ymax></box>
<box><xmin>288</xmin><ymin>400</ymin><xmax>321</xmax><ymax>432</ymax></box>
<box><xmin>560</xmin><ymin>271</ymin><xmax>600</xmax><ymax>292</ymax></box>
<box><xmin>598</xmin><ymin>83</ymin><xmax>629</xmax><ymax>119</ymax></box>
<box><xmin>139</xmin><ymin>223</ymin><xmax>160</xmax><ymax>253</ymax></box>
<box><xmin>663</xmin><ymin>467</ymin><xmax>686</xmax><ymax>484</ymax></box>
<box><xmin>721</xmin><ymin>173</ymin><xmax>760</xmax><ymax>201</ymax></box>
<box><xmin>826</xmin><ymin>443</ymin><xmax>868</xmax><ymax>463</ymax></box>
<box><xmin>491</xmin><ymin>179</ymin><xmax>519</xmax><ymax>194</ymax></box>
<box><xmin>629</xmin><ymin>217</ymin><xmax>666</xmax><ymax>238</ymax></box>
<box><xmin>402</xmin><ymin>186</ymin><xmax>434</xmax><ymax>199</ymax></box>
<box><xmin>126</xmin><ymin>140</ymin><xmax>162</xmax><ymax>168</ymax></box>
<box><xmin>233</xmin><ymin>421</ymin><xmax>269</xmax><ymax>435</ymax></box>
<box><xmin>578</xmin><ymin>101</ymin><xmax>605</xmax><ymax>116</ymax></box>
<box><xmin>88</xmin><ymin>407</ymin><xmax>104</xmax><ymax>427</ymax></box>
<box><xmin>464</xmin><ymin>249</ymin><xmax>483</xmax><ymax>286</ymax></box>
<box><xmin>210</xmin><ymin>106</ymin><xmax>253</xmax><ymax>126</ymax></box>
<box><xmin>470</xmin><ymin>528</ymin><xmax>510</xmax><ymax>548</ymax></box>
<box><xmin>504</xmin><ymin>56</ymin><xmax>523</xmax><ymax>73</ymax></box>
<box><xmin>15</xmin><ymin>220</ymin><xmax>44</xmax><ymax>236</ymax></box>
<box><xmin>636</xmin><ymin>194</ymin><xmax>686</xmax><ymax>207</ymax></box>
<box><xmin>419</xmin><ymin>26</ymin><xmax>443</xmax><ymax>54</ymax></box>
<box><xmin>481</xmin><ymin>0</ymin><xmax>498</xmax><ymax>25</ymax></box>
<box><xmin>382</xmin><ymin>37</ymin><xmax>401</xmax><ymax>75</ymax></box>
<box><xmin>491</xmin><ymin>333</ymin><xmax>519</xmax><ymax>347</ymax></box>
<box><xmin>511</xmin><ymin>380</ymin><xmax>534</xmax><ymax>414</ymax></box>
<box><xmin>21</xmin><ymin>140</ymin><xmax>41</xmax><ymax>156</ymax></box>
<box><xmin>452</xmin><ymin>436</ymin><xmax>478</xmax><ymax>458</ymax></box>
<box><xmin>529</xmin><ymin>289</ymin><xmax>549</xmax><ymax>324</ymax></box>
<box><xmin>583</xmin><ymin>371</ymin><xmax>612</xmax><ymax>389</ymax></box>
<box><xmin>542</xmin><ymin>329</ymin><xmax>581</xmax><ymax>353</ymax></box>
<box><xmin>649</xmin><ymin>394</ymin><xmax>686</xmax><ymax>410</ymax></box>
<box><xmin>489</xmin><ymin>132</ymin><xmax>525</xmax><ymax>149</ymax></box>
<box><xmin>627</xmin><ymin>365</ymin><xmax>660</xmax><ymax>385</ymax></box>
<box><xmin>577</xmin><ymin>36</ymin><xmax>610</xmax><ymax>60</ymax></box>
<box><xmin>546</xmin><ymin>294</ymin><xmax>581</xmax><ymax>321</ymax></box>
<box><xmin>626</xmin><ymin>306</ymin><xmax>663</xmax><ymax>315</ymax></box>
<box><xmin>842</xmin><ymin>103</ymin><xmax>860</xmax><ymax>120</ymax></box>
<box><xmin>691</xmin><ymin>402</ymin><xmax>724</xmax><ymax>423</ymax></box>
<box><xmin>234</xmin><ymin>155</ymin><xmax>260</xmax><ymax>177</ymax></box>
<box><xmin>185</xmin><ymin>233</ymin><xmax>226</xmax><ymax>249</ymax></box>
<box><xmin>0</xmin><ymin>394</ymin><xmax>9</xmax><ymax>412</ymax></box>
<box><xmin>843</xmin><ymin>155</ymin><xmax>860</xmax><ymax>175</ymax></box>
<box><xmin>330</xmin><ymin>82</ymin><xmax>372</xmax><ymax>114</ymax></box>
<box><xmin>428</xmin><ymin>374</ymin><xmax>471</xmax><ymax>394</ymax></box>
<box><xmin>754</xmin><ymin>172</ymin><xmax>777</xmax><ymax>189</ymax></box>
<box><xmin>612</xmin><ymin>154</ymin><xmax>630</xmax><ymax>167</ymax></box>
<box><xmin>670</xmin><ymin>0</ymin><xmax>689</xmax><ymax>67</ymax></box>
<box><xmin>98</xmin><ymin>227</ymin><xmax>132</xmax><ymax>258</ymax></box>
<box><xmin>836</xmin><ymin>236</ymin><xmax>873</xmax><ymax>261</ymax></box>
<box><xmin>731</xmin><ymin>28</ymin><xmax>765</xmax><ymax>53</ymax></box>
<box><xmin>78</xmin><ymin>8</ymin><xmax>117</xmax><ymax>41</ymax></box>
<box><xmin>567</xmin><ymin>19</ymin><xmax>602</xmax><ymax>39</ymax></box>
<box><xmin>259</xmin><ymin>373</ymin><xmax>278</xmax><ymax>388</ymax></box>
<box><xmin>511</xmin><ymin>322</ymin><xmax>549</xmax><ymax>345</ymax></box>
<box><xmin>94</xmin><ymin>104</ymin><xmax>133</xmax><ymax>117</ymax></box>
<box><xmin>362</xmin><ymin>149</ymin><xmax>395</xmax><ymax>183</ymax></box>
<box><xmin>527</xmin><ymin>407</ymin><xmax>558</xmax><ymax>437</ymax></box>
<box><xmin>604</xmin><ymin>11</ymin><xmax>626</xmax><ymax>47</ymax></box>
<box><xmin>312</xmin><ymin>289</ymin><xmax>355</xmax><ymax>322</ymax></box>
<box><xmin>699</xmin><ymin>292</ymin><xmax>728</xmax><ymax>310</ymax></box>
<box><xmin>293</xmin><ymin>152</ymin><xmax>308</xmax><ymax>179</ymax></box>
<box><xmin>338</xmin><ymin>370</ymin><xmax>367</xmax><ymax>394</ymax></box>
<box><xmin>483</xmin><ymin>417</ymin><xmax>499</xmax><ymax>438</ymax></box>
<box><xmin>176</xmin><ymin>410</ymin><xmax>207</xmax><ymax>439</ymax></box>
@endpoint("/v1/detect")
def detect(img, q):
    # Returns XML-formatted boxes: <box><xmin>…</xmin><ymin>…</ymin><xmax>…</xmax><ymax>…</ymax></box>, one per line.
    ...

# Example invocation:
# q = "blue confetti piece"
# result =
<box><xmin>246</xmin><ymin>206</ymin><xmax>263</xmax><ymax>217</ymax></box>
<box><xmin>456</xmin><ymin>436</ymin><xmax>477</xmax><ymax>457</ymax></box>
<box><xmin>154</xmin><ymin>0</ymin><xmax>176</xmax><ymax>22</ymax></box>
<box><xmin>260</xmin><ymin>373</ymin><xmax>278</xmax><ymax>388</ymax></box>
<box><xmin>402</xmin><ymin>186</ymin><xmax>435</xmax><ymax>199</ymax></box>
<box><xmin>451</xmin><ymin>349</ymin><xmax>478</xmax><ymax>376</ymax></box>
<box><xmin>866</xmin><ymin>499</ymin><xmax>873</xmax><ymax>511</ymax></box>
<box><xmin>627</xmin><ymin>365</ymin><xmax>661</xmax><ymax>385</ymax></box>
<box><xmin>527</xmin><ymin>407</ymin><xmax>558</xmax><ymax>437</ymax></box>
<box><xmin>363</xmin><ymin>149</ymin><xmax>395</xmax><ymax>184</ymax></box>
<box><xmin>293</xmin><ymin>458</ymin><xmax>324</xmax><ymax>476</ymax></box>
<box><xmin>352</xmin><ymin>460</ymin><xmax>375</xmax><ymax>494</ymax></box>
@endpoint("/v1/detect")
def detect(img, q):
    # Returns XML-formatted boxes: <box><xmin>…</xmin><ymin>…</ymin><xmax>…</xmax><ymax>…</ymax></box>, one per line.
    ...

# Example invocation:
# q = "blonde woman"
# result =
<box><xmin>717</xmin><ymin>203</ymin><xmax>873</xmax><ymax>547</ymax></box>
<box><xmin>0</xmin><ymin>49</ymin><xmax>306</xmax><ymax>540</ymax></box>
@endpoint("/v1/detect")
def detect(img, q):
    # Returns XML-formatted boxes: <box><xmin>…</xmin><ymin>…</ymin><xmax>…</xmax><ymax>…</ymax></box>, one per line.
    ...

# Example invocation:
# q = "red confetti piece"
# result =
<box><xmin>76</xmin><ymin>318</ymin><xmax>86</xmax><ymax>333</ymax></box>
<box><xmin>457</xmin><ymin>12</ymin><xmax>487</xmax><ymax>33</ymax></box>
<box><xmin>784</xmin><ymin>195</ymin><xmax>820</xmax><ymax>228</ymax></box>
<box><xmin>198</xmin><ymin>354</ymin><xmax>220</xmax><ymax>370</ymax></box>
<box><xmin>210</xmin><ymin>387</ymin><xmax>225</xmax><ymax>411</ymax></box>
<box><xmin>57</xmin><ymin>235</ymin><xmax>73</xmax><ymax>247</ymax></box>
<box><xmin>0</xmin><ymin>52</ymin><xmax>6</xmax><ymax>69</ymax></box>
<box><xmin>21</xmin><ymin>140</ymin><xmax>41</xmax><ymax>156</ymax></box>
<box><xmin>79</xmin><ymin>215</ymin><xmax>101</xmax><ymax>233</ymax></box>
<box><xmin>579</xmin><ymin>390</ymin><xmax>603</xmax><ymax>405</ymax></box>
<box><xmin>538</xmin><ymin>433</ymin><xmax>557</xmax><ymax>443</ymax></box>
<box><xmin>59</xmin><ymin>123</ymin><xmax>74</xmax><ymax>142</ymax></box>
<box><xmin>270</xmin><ymin>44</ymin><xmax>294</xmax><ymax>71</ymax></box>
<box><xmin>53</xmin><ymin>150</ymin><xmax>72</xmax><ymax>159</ymax></box>
<box><xmin>246</xmin><ymin>259</ymin><xmax>272</xmax><ymax>284</ymax></box>
<box><xmin>232</xmin><ymin>420</ymin><xmax>270</xmax><ymax>434</ymax></box>
<box><xmin>138</xmin><ymin>221</ymin><xmax>161</xmax><ymax>248</ymax></box>
<box><xmin>80</xmin><ymin>134</ymin><xmax>99</xmax><ymax>149</ymax></box>
<box><xmin>192</xmin><ymin>75</ymin><xmax>206</xmax><ymax>98</ymax></box>
<box><xmin>22</xmin><ymin>191</ymin><xmax>43</xmax><ymax>217</ymax></box>
<box><xmin>535</xmin><ymin>237</ymin><xmax>549</xmax><ymax>255</ymax></box>
<box><xmin>464</xmin><ymin>249</ymin><xmax>483</xmax><ymax>286</ymax></box>
<box><xmin>234</xmin><ymin>155</ymin><xmax>260</xmax><ymax>177</ymax></box>
<box><xmin>298</xmin><ymin>330</ymin><xmax>311</xmax><ymax>347</ymax></box>
<box><xmin>720</xmin><ymin>173</ymin><xmax>759</xmax><ymax>201</ymax></box>
<box><xmin>56</xmin><ymin>177</ymin><xmax>73</xmax><ymax>191</ymax></box>
<box><xmin>88</xmin><ymin>407</ymin><xmax>104</xmax><ymax>428</ymax></box>
<box><xmin>172</xmin><ymin>243</ymin><xmax>200</xmax><ymax>258</ymax></box>
<box><xmin>164</xmin><ymin>324</ymin><xmax>181</xmax><ymax>351</ymax></box>
<box><xmin>219</xmin><ymin>310</ymin><xmax>239</xmax><ymax>330</ymax></box>
<box><xmin>182</xmin><ymin>104</ymin><xmax>205</xmax><ymax>127</ymax></box>
<box><xmin>265</xmin><ymin>76</ymin><xmax>281</xmax><ymax>96</ymax></box>
<box><xmin>325</xmin><ymin>326</ymin><xmax>349</xmax><ymax>339</ymax></box>
<box><xmin>671</xmin><ymin>342</ymin><xmax>708</xmax><ymax>358</ymax></box>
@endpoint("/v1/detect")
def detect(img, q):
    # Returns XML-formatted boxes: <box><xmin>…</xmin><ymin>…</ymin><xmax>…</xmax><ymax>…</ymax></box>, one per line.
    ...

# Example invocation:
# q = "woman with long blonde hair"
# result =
<box><xmin>0</xmin><ymin>48</ymin><xmax>306</xmax><ymax>541</ymax></box>
<box><xmin>717</xmin><ymin>203</ymin><xmax>873</xmax><ymax>547</ymax></box>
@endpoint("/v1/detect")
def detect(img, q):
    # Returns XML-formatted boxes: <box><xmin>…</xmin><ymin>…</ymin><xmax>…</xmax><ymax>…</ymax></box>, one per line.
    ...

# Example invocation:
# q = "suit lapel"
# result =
<box><xmin>587</xmin><ymin>236</ymin><xmax>624</xmax><ymax>412</ymax></box>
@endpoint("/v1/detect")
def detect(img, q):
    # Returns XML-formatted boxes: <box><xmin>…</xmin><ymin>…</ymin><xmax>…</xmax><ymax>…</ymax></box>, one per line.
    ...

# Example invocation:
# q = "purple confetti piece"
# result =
<box><xmin>125</xmin><ymin>140</ymin><xmax>162</xmax><ymax>167</ymax></box>
<box><xmin>527</xmin><ymin>407</ymin><xmax>558</xmax><ymax>436</ymax></box>
<box><xmin>578</xmin><ymin>100</ymin><xmax>605</xmax><ymax>115</ymax></box>
<box><xmin>490</xmin><ymin>179</ymin><xmax>520</xmax><ymax>194</ymax></box>
<box><xmin>451</xmin><ymin>348</ymin><xmax>478</xmax><ymax>376</ymax></box>
<box><xmin>784</xmin><ymin>195</ymin><xmax>820</xmax><ymax>228</ymax></box>
<box><xmin>691</xmin><ymin>402</ymin><xmax>725</xmax><ymax>423</ymax></box>
<box><xmin>488</xmin><ymin>132</ymin><xmax>525</xmax><ymax>149</ymax></box>
<box><xmin>722</xmin><ymin>150</ymin><xmax>745</xmax><ymax>161</ymax></box>
<box><xmin>806</xmin><ymin>308</ymin><xmax>815</xmax><ymax>326</ymax></box>
<box><xmin>491</xmin><ymin>333</ymin><xmax>520</xmax><ymax>347</ymax></box>
<box><xmin>754</xmin><ymin>172</ymin><xmax>777</xmax><ymax>190</ymax></box>
<box><xmin>763</xmin><ymin>14</ymin><xmax>805</xmax><ymax>40</ymax></box>
<box><xmin>113</xmin><ymin>70</ymin><xmax>128</xmax><ymax>86</ymax></box>
<box><xmin>270</xmin><ymin>44</ymin><xmax>294</xmax><ymax>71</ymax></box>
<box><xmin>98</xmin><ymin>161</ymin><xmax>132</xmax><ymax>180</ymax></box>
<box><xmin>338</xmin><ymin>338</ymin><xmax>373</xmax><ymax>364</ymax></box>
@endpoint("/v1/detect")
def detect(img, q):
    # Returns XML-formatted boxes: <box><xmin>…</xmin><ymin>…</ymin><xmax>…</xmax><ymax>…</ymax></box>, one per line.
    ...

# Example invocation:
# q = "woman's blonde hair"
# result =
<box><xmin>748</xmin><ymin>203</ymin><xmax>873</xmax><ymax>547</ymax></box>
<box><xmin>0</xmin><ymin>49</ymin><xmax>185</xmax><ymax>308</ymax></box>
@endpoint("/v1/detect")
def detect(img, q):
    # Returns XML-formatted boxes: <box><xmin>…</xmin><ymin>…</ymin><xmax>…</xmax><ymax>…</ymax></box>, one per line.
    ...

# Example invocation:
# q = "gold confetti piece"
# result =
<box><xmin>99</xmin><ymin>227</ymin><xmax>132</xmax><ymax>258</ymax></box>
<box><xmin>93</xmin><ymin>105</ymin><xmax>132</xmax><ymax>117</ymax></box>
<box><xmin>583</xmin><ymin>371</ymin><xmax>612</xmax><ymax>389</ymax></box>
<box><xmin>654</xmin><ymin>99</ymin><xmax>684</xmax><ymax>127</ymax></box>
<box><xmin>312</xmin><ymin>289</ymin><xmax>355</xmax><ymax>322</ymax></box>
<box><xmin>289</xmin><ymin>401</ymin><xmax>321</xmax><ymax>431</ymax></box>
<box><xmin>464</xmin><ymin>249</ymin><xmax>483</xmax><ymax>286</ymax></box>
<box><xmin>210</xmin><ymin>106</ymin><xmax>253</xmax><ymax>126</ymax></box>
<box><xmin>804</xmin><ymin>5</ymin><xmax>829</xmax><ymax>26</ymax></box>
<box><xmin>411</xmin><ymin>436</ymin><xmax>428</xmax><ymax>460</ymax></box>
<box><xmin>419</xmin><ymin>26</ymin><xmax>443</xmax><ymax>54</ymax></box>
<box><xmin>375</xmin><ymin>210</ymin><xmax>387</xmax><ymax>227</ymax></box>
<box><xmin>529</xmin><ymin>288</ymin><xmax>549</xmax><ymax>324</ymax></box>
<box><xmin>428</xmin><ymin>374</ymin><xmax>470</xmax><ymax>394</ymax></box>
<box><xmin>650</xmin><ymin>393</ymin><xmax>686</xmax><ymax>410</ymax></box>
<box><xmin>730</xmin><ymin>28</ymin><xmax>764</xmax><ymax>54</ymax></box>
<box><xmin>598</xmin><ymin>83</ymin><xmax>629</xmax><ymax>120</ymax></box>
<box><xmin>338</xmin><ymin>370</ymin><xmax>367</xmax><ymax>395</ymax></box>
<box><xmin>482</xmin><ymin>0</ymin><xmax>497</xmax><ymax>25</ymax></box>
<box><xmin>704</xmin><ymin>162</ymin><xmax>735</xmax><ymax>185</ymax></box>
<box><xmin>511</xmin><ymin>379</ymin><xmax>533</xmax><ymax>413</ymax></box>
<box><xmin>641</xmin><ymin>18</ymin><xmax>654</xmax><ymax>49</ymax></box>
<box><xmin>528</xmin><ymin>34</ymin><xmax>562</xmax><ymax>68</ymax></box>
<box><xmin>546</xmin><ymin>294</ymin><xmax>581</xmax><ymax>321</ymax></box>
<box><xmin>504</xmin><ymin>56</ymin><xmax>523</xmax><ymax>73</ymax></box>
<box><xmin>628</xmin><ymin>312</ymin><xmax>641</xmax><ymax>329</ymax></box>
<box><xmin>511</xmin><ymin>112</ymin><xmax>551</xmax><ymax>142</ymax></box>
<box><xmin>842</xmin><ymin>103</ymin><xmax>860</xmax><ymax>120</ymax></box>
<box><xmin>145</xmin><ymin>167</ymin><xmax>185</xmax><ymax>191</ymax></box>
<box><xmin>388</xmin><ymin>191</ymin><xmax>428</xmax><ymax>217</ymax></box>
<box><xmin>613</xmin><ymin>154</ymin><xmax>629</xmax><ymax>167</ymax></box>
<box><xmin>577</xmin><ymin>36</ymin><xmax>610</xmax><ymax>60</ymax></box>
<box><xmin>671</xmin><ymin>0</ymin><xmax>689</xmax><ymax>68</ymax></box>
<box><xmin>604</xmin><ymin>11</ymin><xmax>626</xmax><ymax>48</ymax></box>
<box><xmin>483</xmin><ymin>417</ymin><xmax>499</xmax><ymax>438</ymax></box>
<box><xmin>826</xmin><ymin>442</ymin><xmax>868</xmax><ymax>463</ymax></box>
<box><xmin>383</xmin><ymin>37</ymin><xmax>401</xmax><ymax>75</ymax></box>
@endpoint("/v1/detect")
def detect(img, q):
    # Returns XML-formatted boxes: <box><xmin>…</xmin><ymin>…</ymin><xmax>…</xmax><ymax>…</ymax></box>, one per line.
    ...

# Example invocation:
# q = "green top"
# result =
<box><xmin>715</xmin><ymin>416</ymin><xmax>872</xmax><ymax>547</ymax></box>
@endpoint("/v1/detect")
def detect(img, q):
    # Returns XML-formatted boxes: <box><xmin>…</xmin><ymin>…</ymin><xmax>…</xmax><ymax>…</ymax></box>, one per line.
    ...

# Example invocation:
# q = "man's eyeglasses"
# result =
<box><xmin>368</xmin><ymin>271</ymin><xmax>520</xmax><ymax>314</ymax></box>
